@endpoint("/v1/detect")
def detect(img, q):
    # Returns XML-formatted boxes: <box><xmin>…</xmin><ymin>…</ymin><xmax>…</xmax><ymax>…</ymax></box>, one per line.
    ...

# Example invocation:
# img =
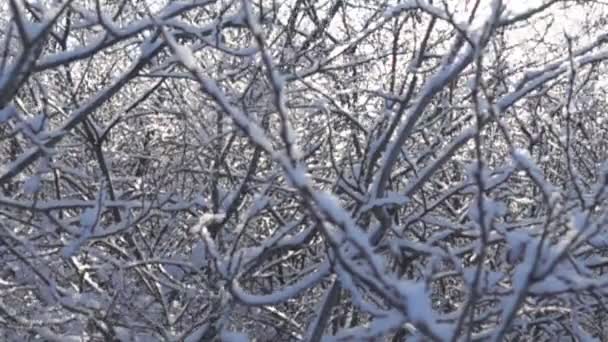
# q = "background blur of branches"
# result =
<box><xmin>2</xmin><ymin>0</ymin><xmax>608</xmax><ymax>340</ymax></box>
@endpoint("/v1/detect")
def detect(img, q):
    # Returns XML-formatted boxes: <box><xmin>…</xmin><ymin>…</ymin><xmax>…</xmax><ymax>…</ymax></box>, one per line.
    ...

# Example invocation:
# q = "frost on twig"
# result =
<box><xmin>0</xmin><ymin>0</ymin><xmax>608</xmax><ymax>340</ymax></box>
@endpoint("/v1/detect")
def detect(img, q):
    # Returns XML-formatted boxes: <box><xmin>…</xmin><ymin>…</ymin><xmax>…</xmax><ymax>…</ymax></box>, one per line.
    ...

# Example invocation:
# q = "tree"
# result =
<box><xmin>1</xmin><ymin>0</ymin><xmax>608</xmax><ymax>340</ymax></box>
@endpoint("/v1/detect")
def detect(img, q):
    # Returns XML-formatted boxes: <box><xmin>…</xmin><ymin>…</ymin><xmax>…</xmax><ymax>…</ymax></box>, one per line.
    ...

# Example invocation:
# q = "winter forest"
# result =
<box><xmin>3</xmin><ymin>0</ymin><xmax>608</xmax><ymax>340</ymax></box>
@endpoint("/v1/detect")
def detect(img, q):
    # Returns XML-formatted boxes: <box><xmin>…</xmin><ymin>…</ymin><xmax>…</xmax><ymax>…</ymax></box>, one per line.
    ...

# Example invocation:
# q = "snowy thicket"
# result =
<box><xmin>2</xmin><ymin>0</ymin><xmax>608</xmax><ymax>340</ymax></box>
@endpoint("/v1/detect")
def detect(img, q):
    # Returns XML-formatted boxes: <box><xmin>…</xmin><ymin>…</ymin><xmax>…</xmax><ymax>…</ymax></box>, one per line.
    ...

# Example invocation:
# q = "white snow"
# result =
<box><xmin>0</xmin><ymin>105</ymin><xmax>15</xmax><ymax>123</ymax></box>
<box><xmin>220</xmin><ymin>330</ymin><xmax>250</xmax><ymax>342</ymax></box>
<box><xmin>173</xmin><ymin>43</ymin><xmax>198</xmax><ymax>70</ymax></box>
<box><xmin>62</xmin><ymin>240</ymin><xmax>81</xmax><ymax>258</ymax></box>
<box><xmin>398</xmin><ymin>280</ymin><xmax>452</xmax><ymax>341</ymax></box>
<box><xmin>402</xmin><ymin>281</ymin><xmax>431</xmax><ymax>323</ymax></box>
<box><xmin>23</xmin><ymin>175</ymin><xmax>41</xmax><ymax>194</ymax></box>
<box><xmin>191</xmin><ymin>240</ymin><xmax>207</xmax><ymax>268</ymax></box>
<box><xmin>183</xmin><ymin>324</ymin><xmax>209</xmax><ymax>342</ymax></box>
<box><xmin>80</xmin><ymin>208</ymin><xmax>97</xmax><ymax>228</ymax></box>
<box><xmin>199</xmin><ymin>212</ymin><xmax>226</xmax><ymax>227</ymax></box>
<box><xmin>27</xmin><ymin>113</ymin><xmax>46</xmax><ymax>133</ymax></box>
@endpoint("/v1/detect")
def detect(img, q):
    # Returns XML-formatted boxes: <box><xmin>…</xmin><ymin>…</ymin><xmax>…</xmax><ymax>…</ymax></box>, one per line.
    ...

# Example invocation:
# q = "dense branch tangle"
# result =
<box><xmin>1</xmin><ymin>0</ymin><xmax>608</xmax><ymax>340</ymax></box>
